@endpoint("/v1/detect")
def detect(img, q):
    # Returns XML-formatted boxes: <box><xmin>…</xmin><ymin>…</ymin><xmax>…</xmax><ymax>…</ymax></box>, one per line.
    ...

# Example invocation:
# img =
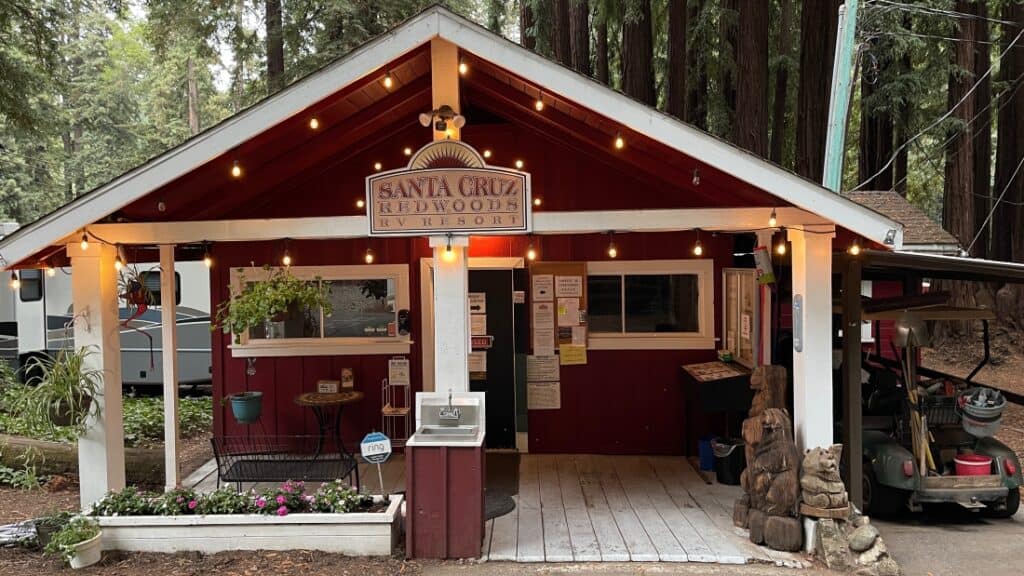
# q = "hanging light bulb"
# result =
<box><xmin>203</xmin><ymin>243</ymin><xmax>213</xmax><ymax>268</ymax></box>
<box><xmin>364</xmin><ymin>248</ymin><xmax>375</xmax><ymax>264</ymax></box>
<box><xmin>80</xmin><ymin>232</ymin><xmax>89</xmax><ymax>251</ymax></box>
<box><xmin>45</xmin><ymin>264</ymin><xmax>56</xmax><ymax>277</ymax></box>
<box><xmin>382</xmin><ymin>71</ymin><xmax>393</xmax><ymax>89</ymax></box>
<box><xmin>515</xmin><ymin>159</ymin><xmax>524</xmax><ymax>169</ymax></box>
<box><xmin>848</xmin><ymin>238</ymin><xmax>862</xmax><ymax>256</ymax></box>
<box><xmin>403</xmin><ymin>146</ymin><xmax>413</xmax><ymax>156</ymax></box>
<box><xmin>692</xmin><ymin>168</ymin><xmax>701</xmax><ymax>186</ymax></box>
<box><xmin>356</xmin><ymin>198</ymin><xmax>366</xmax><ymax>209</ymax></box>
<box><xmin>373</xmin><ymin>161</ymin><xmax>382</xmax><ymax>171</ymax></box>
<box><xmin>533</xmin><ymin>197</ymin><xmax>542</xmax><ymax>207</ymax></box>
<box><xmin>309</xmin><ymin>117</ymin><xmax>320</xmax><ymax>130</ymax></box>
<box><xmin>458</xmin><ymin>57</ymin><xmax>468</xmax><ymax>75</ymax></box>
<box><xmin>282</xmin><ymin>240</ymin><xmax>292</xmax><ymax>266</ymax></box>
<box><xmin>231</xmin><ymin>160</ymin><xmax>242</xmax><ymax>178</ymax></box>
<box><xmin>534</xmin><ymin>91</ymin><xmax>545</xmax><ymax>111</ymax></box>
<box><xmin>614</xmin><ymin>133</ymin><xmax>625</xmax><ymax>150</ymax></box>
<box><xmin>483</xmin><ymin>149</ymin><xmax>492</xmax><ymax>159</ymax></box>
<box><xmin>441</xmin><ymin>236</ymin><xmax>457</xmax><ymax>263</ymax></box>
<box><xmin>114</xmin><ymin>253</ymin><xmax>124</xmax><ymax>271</ymax></box>
<box><xmin>607</xmin><ymin>232</ymin><xmax>618</xmax><ymax>259</ymax></box>
<box><xmin>9</xmin><ymin>272</ymin><xmax>19</xmax><ymax>290</ymax></box>
<box><xmin>693</xmin><ymin>239</ymin><xmax>703</xmax><ymax>256</ymax></box>
<box><xmin>768</xmin><ymin>208</ymin><xmax>778</xmax><ymax>228</ymax></box>
<box><xmin>526</xmin><ymin>236</ymin><xmax>537</xmax><ymax>261</ymax></box>
<box><xmin>776</xmin><ymin>241</ymin><xmax>787</xmax><ymax>256</ymax></box>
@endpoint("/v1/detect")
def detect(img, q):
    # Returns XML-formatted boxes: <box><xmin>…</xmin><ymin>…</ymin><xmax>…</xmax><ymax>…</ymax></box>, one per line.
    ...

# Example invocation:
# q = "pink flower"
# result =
<box><xmin>276</xmin><ymin>495</ymin><xmax>285</xmax><ymax>505</ymax></box>
<box><xmin>188</xmin><ymin>500</ymin><xmax>197</xmax><ymax>510</ymax></box>
<box><xmin>276</xmin><ymin>506</ymin><xmax>288</xmax><ymax>516</ymax></box>
<box><xmin>256</xmin><ymin>498</ymin><xmax>266</xmax><ymax>509</ymax></box>
<box><xmin>176</xmin><ymin>496</ymin><xmax>184</xmax><ymax>503</ymax></box>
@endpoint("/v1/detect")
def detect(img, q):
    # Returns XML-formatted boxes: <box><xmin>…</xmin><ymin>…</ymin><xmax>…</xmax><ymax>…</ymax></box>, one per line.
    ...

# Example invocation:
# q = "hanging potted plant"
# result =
<box><xmin>44</xmin><ymin>516</ymin><xmax>102</xmax><ymax>569</ymax></box>
<box><xmin>23</xmin><ymin>347</ymin><xmax>103</xmax><ymax>433</ymax></box>
<box><xmin>224</xmin><ymin>390</ymin><xmax>263</xmax><ymax>424</ymax></box>
<box><xmin>213</xmin><ymin>266</ymin><xmax>333</xmax><ymax>343</ymax></box>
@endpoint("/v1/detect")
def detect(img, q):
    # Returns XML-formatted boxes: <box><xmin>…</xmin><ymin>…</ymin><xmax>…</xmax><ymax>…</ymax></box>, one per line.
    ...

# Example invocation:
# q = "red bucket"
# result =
<box><xmin>954</xmin><ymin>454</ymin><xmax>993</xmax><ymax>476</ymax></box>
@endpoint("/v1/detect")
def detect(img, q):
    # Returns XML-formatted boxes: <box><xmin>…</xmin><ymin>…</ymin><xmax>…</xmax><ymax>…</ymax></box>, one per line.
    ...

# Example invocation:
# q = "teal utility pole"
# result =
<box><xmin>822</xmin><ymin>0</ymin><xmax>860</xmax><ymax>192</ymax></box>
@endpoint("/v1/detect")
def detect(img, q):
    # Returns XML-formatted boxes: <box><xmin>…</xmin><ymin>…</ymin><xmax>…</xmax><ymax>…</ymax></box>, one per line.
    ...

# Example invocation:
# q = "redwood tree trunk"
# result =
<box><xmin>769</xmin><ymin>0</ymin><xmax>791</xmax><ymax>164</ymax></box>
<box><xmin>266</xmin><ymin>0</ymin><xmax>284</xmax><ymax>93</ymax></box>
<box><xmin>944</xmin><ymin>1</ymin><xmax>976</xmax><ymax>253</ymax></box>
<box><xmin>719</xmin><ymin>0</ymin><xmax>739</xmax><ymax>141</ymax></box>
<box><xmin>595</xmin><ymin>7</ymin><xmax>609</xmax><ymax>84</ymax></box>
<box><xmin>796</xmin><ymin>0</ymin><xmax>840</xmax><ymax>181</ymax></box>
<box><xmin>187</xmin><ymin>56</ymin><xmax>201</xmax><ymax>135</ymax></box>
<box><xmin>520</xmin><ymin>0</ymin><xmax>536</xmax><ymax>50</ymax></box>
<box><xmin>621</xmin><ymin>0</ymin><xmax>655</xmax><ymax>105</ymax></box>
<box><xmin>973</xmin><ymin>2</ymin><xmax>993</xmax><ymax>259</ymax></box>
<box><xmin>568</xmin><ymin>0</ymin><xmax>591</xmax><ymax>75</ymax></box>
<box><xmin>685</xmin><ymin>0</ymin><xmax>707</xmax><ymax>130</ymax></box>
<box><xmin>552</xmin><ymin>0</ymin><xmax>572</xmax><ymax>66</ymax></box>
<box><xmin>894</xmin><ymin>17</ymin><xmax>912</xmax><ymax>196</ymax></box>
<box><xmin>994</xmin><ymin>1</ymin><xmax>1024</xmax><ymax>263</ymax></box>
<box><xmin>858</xmin><ymin>40</ymin><xmax>894</xmax><ymax>191</ymax></box>
<box><xmin>667</xmin><ymin>0</ymin><xmax>687</xmax><ymax>120</ymax></box>
<box><xmin>736</xmin><ymin>0</ymin><xmax>769</xmax><ymax>157</ymax></box>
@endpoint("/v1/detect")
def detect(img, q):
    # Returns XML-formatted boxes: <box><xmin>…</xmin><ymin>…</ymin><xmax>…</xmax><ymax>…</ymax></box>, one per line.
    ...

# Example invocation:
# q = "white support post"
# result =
<box><xmin>755</xmin><ymin>229</ymin><xmax>775</xmax><ymax>366</ymax></box>
<box><xmin>159</xmin><ymin>245</ymin><xmax>180</xmax><ymax>490</ymax></box>
<box><xmin>429</xmin><ymin>235</ymin><xmax>470</xmax><ymax>393</ymax></box>
<box><xmin>787</xmin><ymin>227</ymin><xmax>836</xmax><ymax>452</ymax></box>
<box><xmin>68</xmin><ymin>242</ymin><xmax>125</xmax><ymax>508</ymax></box>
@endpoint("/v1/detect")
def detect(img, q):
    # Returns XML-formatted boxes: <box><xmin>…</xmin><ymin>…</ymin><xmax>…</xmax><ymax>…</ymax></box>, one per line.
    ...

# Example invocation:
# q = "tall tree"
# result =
<box><xmin>520</xmin><ymin>0</ymin><xmax>536</xmax><ymax>50</ymax></box>
<box><xmin>486</xmin><ymin>0</ymin><xmax>506</xmax><ymax>33</ymax></box>
<box><xmin>266</xmin><ymin>0</ymin><xmax>284</xmax><ymax>93</ymax></box>
<box><xmin>858</xmin><ymin>41</ymin><xmax>895</xmax><ymax>191</ymax></box>
<box><xmin>994</xmin><ymin>1</ymin><xmax>1024</xmax><ymax>263</ymax></box>
<box><xmin>666</xmin><ymin>0</ymin><xmax>686</xmax><ymax>120</ymax></box>
<box><xmin>769</xmin><ymin>0</ymin><xmax>792</xmax><ymax>164</ymax></box>
<box><xmin>621</xmin><ymin>0</ymin><xmax>654</xmax><ymax>105</ymax></box>
<box><xmin>736</xmin><ymin>0</ymin><xmax>769</xmax><ymax>156</ymax></box>
<box><xmin>944</xmin><ymin>0</ymin><xmax>976</xmax><ymax>253</ymax></box>
<box><xmin>552</xmin><ymin>0</ymin><xmax>571</xmax><ymax>66</ymax></box>
<box><xmin>568</xmin><ymin>0</ymin><xmax>590</xmax><ymax>75</ymax></box>
<box><xmin>893</xmin><ymin>15</ymin><xmax>912</xmax><ymax>197</ymax></box>
<box><xmin>719</xmin><ymin>0</ymin><xmax>739</xmax><ymax>141</ymax></box>
<box><xmin>972</xmin><ymin>2</ymin><xmax>992</xmax><ymax>259</ymax></box>
<box><xmin>795</xmin><ymin>0</ymin><xmax>840</xmax><ymax>181</ymax></box>
<box><xmin>594</xmin><ymin>1</ymin><xmax>609</xmax><ymax>84</ymax></box>
<box><xmin>684</xmin><ymin>0</ymin><xmax>707</xmax><ymax>130</ymax></box>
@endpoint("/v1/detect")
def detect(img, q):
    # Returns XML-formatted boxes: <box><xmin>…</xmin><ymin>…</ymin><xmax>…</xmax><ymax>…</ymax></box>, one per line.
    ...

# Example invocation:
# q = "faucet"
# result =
<box><xmin>439</xmin><ymin>389</ymin><xmax>462</xmax><ymax>422</ymax></box>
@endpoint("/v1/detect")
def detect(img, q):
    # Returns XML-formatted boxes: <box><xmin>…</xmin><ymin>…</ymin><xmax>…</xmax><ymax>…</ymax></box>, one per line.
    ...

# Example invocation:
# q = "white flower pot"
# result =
<box><xmin>69</xmin><ymin>532</ymin><xmax>102</xmax><ymax>569</ymax></box>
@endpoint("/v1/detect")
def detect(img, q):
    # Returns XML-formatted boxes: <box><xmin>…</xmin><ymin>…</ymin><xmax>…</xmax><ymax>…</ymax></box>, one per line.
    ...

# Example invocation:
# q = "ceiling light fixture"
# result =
<box><xmin>848</xmin><ymin>238</ymin><xmax>862</xmax><ymax>256</ymax></box>
<box><xmin>403</xmin><ymin>146</ymin><xmax>413</xmax><ymax>156</ymax></box>
<box><xmin>607</xmin><ymin>231</ymin><xmax>618</xmax><ymax>259</ymax></box>
<box><xmin>9</xmin><ymin>272</ymin><xmax>19</xmax><ymax>290</ymax></box>
<box><xmin>614</xmin><ymin>133</ymin><xmax>625</xmax><ymax>150</ymax></box>
<box><xmin>364</xmin><ymin>248</ymin><xmax>375</xmax><ymax>264</ymax></box>
<box><xmin>231</xmin><ymin>160</ymin><xmax>242</xmax><ymax>179</ymax></box>
<box><xmin>309</xmin><ymin>117</ymin><xmax>320</xmax><ymax>130</ymax></box>
<box><xmin>483</xmin><ymin>149</ymin><xmax>492</xmax><ymax>159</ymax></box>
<box><xmin>383</xmin><ymin>70</ymin><xmax>393</xmax><ymax>89</ymax></box>
<box><xmin>768</xmin><ymin>208</ymin><xmax>778</xmax><ymax>228</ymax></box>
<box><xmin>80</xmin><ymin>232</ymin><xmax>89</xmax><ymax>251</ymax></box>
<box><xmin>282</xmin><ymin>239</ymin><xmax>293</xmax><ymax>267</ymax></box>
<box><xmin>693</xmin><ymin>230</ymin><xmax>703</xmax><ymax>257</ymax></box>
<box><xmin>203</xmin><ymin>242</ymin><xmax>213</xmax><ymax>268</ymax></box>
<box><xmin>515</xmin><ymin>159</ymin><xmax>524</xmax><ymax>169</ymax></box>
<box><xmin>458</xmin><ymin>58</ymin><xmax>468</xmax><ymax>75</ymax></box>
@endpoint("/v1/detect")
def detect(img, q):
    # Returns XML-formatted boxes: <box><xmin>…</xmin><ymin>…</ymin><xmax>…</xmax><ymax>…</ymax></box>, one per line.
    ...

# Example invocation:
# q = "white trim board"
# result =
<box><xmin>0</xmin><ymin>6</ymin><xmax>901</xmax><ymax>270</ymax></box>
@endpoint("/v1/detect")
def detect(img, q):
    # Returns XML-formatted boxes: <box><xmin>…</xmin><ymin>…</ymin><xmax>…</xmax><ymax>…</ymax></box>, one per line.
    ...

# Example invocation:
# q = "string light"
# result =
<box><xmin>80</xmin><ymin>232</ymin><xmax>89</xmax><ymax>251</ymax></box>
<box><xmin>356</xmin><ymin>198</ymin><xmax>366</xmax><ymax>209</ymax></box>
<box><xmin>114</xmin><ymin>246</ymin><xmax>124</xmax><ymax>271</ymax></box>
<box><xmin>692</xmin><ymin>168</ymin><xmax>701</xmax><ymax>186</ymax></box>
<box><xmin>483</xmin><ymin>149</ymin><xmax>492</xmax><ymax>159</ymax></box>
<box><xmin>309</xmin><ymin>117</ymin><xmax>320</xmax><ymax>130</ymax></box>
<box><xmin>515</xmin><ymin>159</ymin><xmax>524</xmax><ymax>169</ymax></box>
<box><xmin>693</xmin><ymin>238</ymin><xmax>703</xmax><ymax>256</ymax></box>
<box><xmin>9</xmin><ymin>272</ymin><xmax>19</xmax><ymax>290</ymax></box>
<box><xmin>533</xmin><ymin>197</ymin><xmax>542</xmax><ymax>207</ymax></box>
<box><xmin>614</xmin><ymin>133</ymin><xmax>625</xmax><ymax>150</ymax></box>
<box><xmin>403</xmin><ymin>147</ymin><xmax>413</xmax><ymax>156</ymax></box>
<box><xmin>526</xmin><ymin>235</ymin><xmax>538</xmax><ymax>261</ymax></box>
<box><xmin>382</xmin><ymin>70</ymin><xmax>393</xmax><ymax>89</ymax></box>
<box><xmin>373</xmin><ymin>162</ymin><xmax>382</xmax><ymax>171</ymax></box>
<box><xmin>768</xmin><ymin>208</ymin><xmax>777</xmax><ymax>228</ymax></box>
<box><xmin>441</xmin><ymin>235</ymin><xmax>457</xmax><ymax>263</ymax></box>
<box><xmin>458</xmin><ymin>58</ymin><xmax>468</xmax><ymax>75</ymax></box>
<box><xmin>776</xmin><ymin>241</ymin><xmax>787</xmax><ymax>256</ymax></box>
<box><xmin>534</xmin><ymin>91</ymin><xmax>545</xmax><ymax>111</ymax></box>
<box><xmin>848</xmin><ymin>238</ymin><xmax>862</xmax><ymax>256</ymax></box>
<box><xmin>607</xmin><ymin>232</ymin><xmax>618</xmax><ymax>259</ymax></box>
<box><xmin>45</xmin><ymin>264</ymin><xmax>55</xmax><ymax>277</ymax></box>
<box><xmin>231</xmin><ymin>160</ymin><xmax>242</xmax><ymax>179</ymax></box>
<box><xmin>282</xmin><ymin>239</ymin><xmax>292</xmax><ymax>267</ymax></box>
<box><xmin>203</xmin><ymin>242</ymin><xmax>213</xmax><ymax>268</ymax></box>
<box><xmin>364</xmin><ymin>248</ymin><xmax>375</xmax><ymax>264</ymax></box>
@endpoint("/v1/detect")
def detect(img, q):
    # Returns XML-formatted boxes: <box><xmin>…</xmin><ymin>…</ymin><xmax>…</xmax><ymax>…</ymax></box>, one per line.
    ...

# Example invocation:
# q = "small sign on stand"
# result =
<box><xmin>360</xmin><ymin>431</ymin><xmax>392</xmax><ymax>497</ymax></box>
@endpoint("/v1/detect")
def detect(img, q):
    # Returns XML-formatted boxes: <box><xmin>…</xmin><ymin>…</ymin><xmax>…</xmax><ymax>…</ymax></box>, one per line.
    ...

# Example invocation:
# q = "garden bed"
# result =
<box><xmin>96</xmin><ymin>495</ymin><xmax>402</xmax><ymax>555</ymax></box>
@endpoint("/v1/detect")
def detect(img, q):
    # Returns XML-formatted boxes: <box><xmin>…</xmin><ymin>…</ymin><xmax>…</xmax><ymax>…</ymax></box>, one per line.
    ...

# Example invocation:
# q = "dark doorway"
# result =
<box><xmin>468</xmin><ymin>269</ymin><xmax>516</xmax><ymax>449</ymax></box>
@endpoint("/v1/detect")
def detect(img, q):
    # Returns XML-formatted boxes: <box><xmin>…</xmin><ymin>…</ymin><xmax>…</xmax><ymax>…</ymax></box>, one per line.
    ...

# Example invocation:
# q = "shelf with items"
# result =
<box><xmin>382</xmin><ymin>357</ymin><xmax>412</xmax><ymax>448</ymax></box>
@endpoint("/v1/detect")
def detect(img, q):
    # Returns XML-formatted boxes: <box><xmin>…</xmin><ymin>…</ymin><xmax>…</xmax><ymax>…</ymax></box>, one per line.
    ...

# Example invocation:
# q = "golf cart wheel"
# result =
<box><xmin>863</xmin><ymin>463</ymin><xmax>907</xmax><ymax>516</ymax></box>
<box><xmin>982</xmin><ymin>487</ymin><xmax>1020</xmax><ymax>519</ymax></box>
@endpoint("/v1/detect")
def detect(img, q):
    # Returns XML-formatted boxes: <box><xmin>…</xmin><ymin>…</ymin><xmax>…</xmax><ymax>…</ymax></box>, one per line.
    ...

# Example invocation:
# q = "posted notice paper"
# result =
<box><xmin>557</xmin><ymin>298</ymin><xmax>580</xmax><ymax>327</ymax></box>
<box><xmin>533</xmin><ymin>302</ymin><xmax>556</xmax><ymax>355</ymax></box>
<box><xmin>555</xmin><ymin>275</ymin><xmax>583</xmax><ymax>298</ymax></box>
<box><xmin>559</xmin><ymin>343</ymin><xmax>588</xmax><ymax>365</ymax></box>
<box><xmin>468</xmin><ymin>351</ymin><xmax>487</xmax><ymax>373</ymax></box>
<box><xmin>532</xmin><ymin>274</ymin><xmax>554</xmax><ymax>302</ymax></box>
<box><xmin>470</xmin><ymin>314</ymin><xmax>487</xmax><ymax>336</ymax></box>
<box><xmin>528</xmin><ymin>381</ymin><xmax>561</xmax><ymax>410</ymax></box>
<box><xmin>527</xmin><ymin>354</ymin><xmax>560</xmax><ymax>382</ymax></box>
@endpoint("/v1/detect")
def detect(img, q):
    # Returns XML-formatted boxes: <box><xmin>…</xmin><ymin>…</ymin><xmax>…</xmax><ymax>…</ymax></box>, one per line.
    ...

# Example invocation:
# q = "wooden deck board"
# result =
<box><xmin>536</xmin><ymin>455</ymin><xmax>574</xmax><ymax>562</ymax></box>
<box><xmin>556</xmin><ymin>456</ymin><xmax>602</xmax><ymax>561</ymax></box>
<box><xmin>589</xmin><ymin>456</ymin><xmax>659</xmax><ymax>561</ymax></box>
<box><xmin>574</xmin><ymin>455</ymin><xmax>630</xmax><ymax>562</ymax></box>
<box><xmin>488</xmin><ymin>495</ymin><xmax>519</xmax><ymax>561</ymax></box>
<box><xmin>611</xmin><ymin>456</ymin><xmax>689</xmax><ymax>562</ymax></box>
<box><xmin>515</xmin><ymin>454</ymin><xmax>546</xmax><ymax>562</ymax></box>
<box><xmin>634</xmin><ymin>457</ymin><xmax>718</xmax><ymax>563</ymax></box>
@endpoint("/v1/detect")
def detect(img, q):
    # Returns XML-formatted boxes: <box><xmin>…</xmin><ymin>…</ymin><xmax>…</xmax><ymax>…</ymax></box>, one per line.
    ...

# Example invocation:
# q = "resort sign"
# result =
<box><xmin>366</xmin><ymin>139</ymin><xmax>531</xmax><ymax>236</ymax></box>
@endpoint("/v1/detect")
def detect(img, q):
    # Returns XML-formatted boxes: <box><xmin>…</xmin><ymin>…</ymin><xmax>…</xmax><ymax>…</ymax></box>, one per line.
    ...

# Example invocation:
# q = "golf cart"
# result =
<box><xmin>860</xmin><ymin>305</ymin><xmax>1022</xmax><ymax>517</ymax></box>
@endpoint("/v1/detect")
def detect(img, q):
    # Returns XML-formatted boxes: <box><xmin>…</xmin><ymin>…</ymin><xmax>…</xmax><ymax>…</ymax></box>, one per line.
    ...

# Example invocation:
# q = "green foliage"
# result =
<box><xmin>156</xmin><ymin>486</ymin><xmax>200</xmax><ymax>515</ymax></box>
<box><xmin>122</xmin><ymin>396</ymin><xmax>213</xmax><ymax>447</ymax></box>
<box><xmin>43</xmin><ymin>516</ymin><xmax>100</xmax><ymax>562</ymax></box>
<box><xmin>194</xmin><ymin>486</ymin><xmax>255</xmax><ymax>514</ymax></box>
<box><xmin>23</xmin><ymin>347</ymin><xmax>103</xmax><ymax>436</ymax></box>
<box><xmin>312</xmin><ymin>479</ymin><xmax>371</xmax><ymax>513</ymax></box>
<box><xmin>91</xmin><ymin>486</ymin><xmax>158</xmax><ymax>516</ymax></box>
<box><xmin>0</xmin><ymin>445</ymin><xmax>45</xmax><ymax>489</ymax></box>
<box><xmin>213</xmin><ymin>266</ymin><xmax>333</xmax><ymax>343</ymax></box>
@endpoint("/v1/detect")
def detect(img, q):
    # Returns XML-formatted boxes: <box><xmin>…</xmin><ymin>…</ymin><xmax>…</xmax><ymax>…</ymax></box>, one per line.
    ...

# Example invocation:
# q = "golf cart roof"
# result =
<box><xmin>862</xmin><ymin>305</ymin><xmax>997</xmax><ymax>322</ymax></box>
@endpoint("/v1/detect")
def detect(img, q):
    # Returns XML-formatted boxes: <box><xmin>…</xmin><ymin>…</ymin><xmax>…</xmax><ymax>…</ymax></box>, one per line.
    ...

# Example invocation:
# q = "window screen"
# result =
<box><xmin>19</xmin><ymin>270</ymin><xmax>43</xmax><ymax>302</ymax></box>
<box><xmin>587</xmin><ymin>273</ymin><xmax>700</xmax><ymax>334</ymax></box>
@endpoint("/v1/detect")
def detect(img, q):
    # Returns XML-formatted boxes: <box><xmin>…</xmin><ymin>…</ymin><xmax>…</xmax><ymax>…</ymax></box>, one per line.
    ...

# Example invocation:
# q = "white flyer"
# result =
<box><xmin>470</xmin><ymin>314</ymin><xmax>487</xmax><ymax>336</ymax></box>
<box><xmin>557</xmin><ymin>298</ymin><xmax>580</xmax><ymax>327</ymax></box>
<box><xmin>526</xmin><ymin>355</ymin><xmax>560</xmax><ymax>381</ymax></box>
<box><xmin>468</xmin><ymin>351</ymin><xmax>487</xmax><ymax>373</ymax></box>
<box><xmin>528</xmin><ymin>381</ymin><xmax>561</xmax><ymax>410</ymax></box>
<box><xmin>532</xmin><ymin>274</ymin><xmax>554</xmax><ymax>302</ymax></box>
<box><xmin>555</xmin><ymin>275</ymin><xmax>583</xmax><ymax>297</ymax></box>
<box><xmin>468</xmin><ymin>292</ymin><xmax>486</xmax><ymax>313</ymax></box>
<box><xmin>571</xmin><ymin>326</ymin><xmax>587</xmax><ymax>346</ymax></box>
<box><xmin>388</xmin><ymin>357</ymin><xmax>410</xmax><ymax>386</ymax></box>
<box><xmin>532</xmin><ymin>302</ymin><xmax>556</xmax><ymax>355</ymax></box>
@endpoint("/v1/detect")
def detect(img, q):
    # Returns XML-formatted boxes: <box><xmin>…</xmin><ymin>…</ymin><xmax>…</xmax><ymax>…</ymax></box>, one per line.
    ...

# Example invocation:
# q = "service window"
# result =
<box><xmin>586</xmin><ymin>260</ymin><xmax>715</xmax><ymax>350</ymax></box>
<box><xmin>18</xmin><ymin>270</ymin><xmax>43</xmax><ymax>302</ymax></box>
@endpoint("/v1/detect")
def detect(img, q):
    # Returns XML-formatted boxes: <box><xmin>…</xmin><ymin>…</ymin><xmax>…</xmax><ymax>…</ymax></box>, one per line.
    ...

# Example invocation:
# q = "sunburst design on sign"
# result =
<box><xmin>409</xmin><ymin>140</ymin><xmax>485</xmax><ymax>170</ymax></box>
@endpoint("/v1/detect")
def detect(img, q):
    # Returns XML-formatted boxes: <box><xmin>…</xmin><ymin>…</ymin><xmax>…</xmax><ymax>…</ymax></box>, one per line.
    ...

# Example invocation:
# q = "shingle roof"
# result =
<box><xmin>846</xmin><ymin>191</ymin><xmax>959</xmax><ymax>247</ymax></box>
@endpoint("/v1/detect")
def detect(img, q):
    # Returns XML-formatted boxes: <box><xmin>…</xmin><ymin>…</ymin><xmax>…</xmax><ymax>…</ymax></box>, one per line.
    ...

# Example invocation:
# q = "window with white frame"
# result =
<box><xmin>586</xmin><ymin>260</ymin><xmax>715</xmax><ymax>350</ymax></box>
<box><xmin>228</xmin><ymin>264</ymin><xmax>411</xmax><ymax>357</ymax></box>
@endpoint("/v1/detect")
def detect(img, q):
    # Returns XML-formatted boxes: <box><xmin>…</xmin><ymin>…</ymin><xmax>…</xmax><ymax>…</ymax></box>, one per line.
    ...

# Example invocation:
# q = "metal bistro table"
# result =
<box><xmin>294</xmin><ymin>390</ymin><xmax>364</xmax><ymax>487</ymax></box>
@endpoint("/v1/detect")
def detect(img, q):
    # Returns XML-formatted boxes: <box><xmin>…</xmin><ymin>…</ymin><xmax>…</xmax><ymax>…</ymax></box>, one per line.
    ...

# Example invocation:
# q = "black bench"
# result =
<box><xmin>211</xmin><ymin>435</ymin><xmax>358</xmax><ymax>491</ymax></box>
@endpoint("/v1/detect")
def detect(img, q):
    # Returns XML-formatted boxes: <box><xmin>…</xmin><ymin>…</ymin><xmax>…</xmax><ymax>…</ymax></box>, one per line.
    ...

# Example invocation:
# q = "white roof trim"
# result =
<box><xmin>0</xmin><ymin>6</ymin><xmax>902</xmax><ymax>268</ymax></box>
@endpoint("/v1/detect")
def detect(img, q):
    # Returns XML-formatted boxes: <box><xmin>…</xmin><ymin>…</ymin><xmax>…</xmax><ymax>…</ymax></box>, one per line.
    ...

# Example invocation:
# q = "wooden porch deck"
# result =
<box><xmin>485</xmin><ymin>454</ymin><xmax>806</xmax><ymax>566</ymax></box>
<box><xmin>184</xmin><ymin>452</ymin><xmax>805</xmax><ymax>567</ymax></box>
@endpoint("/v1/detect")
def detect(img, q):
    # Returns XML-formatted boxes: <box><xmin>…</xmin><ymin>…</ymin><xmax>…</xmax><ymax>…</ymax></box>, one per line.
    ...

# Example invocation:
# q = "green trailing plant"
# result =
<box><xmin>312</xmin><ymin>479</ymin><xmax>370</xmax><ymax>513</ymax></box>
<box><xmin>23</xmin><ymin>347</ymin><xmax>104</xmax><ymax>435</ymax></box>
<box><xmin>43</xmin><ymin>516</ymin><xmax>100</xmax><ymax>562</ymax></box>
<box><xmin>90</xmin><ymin>486</ymin><xmax>157</xmax><ymax>516</ymax></box>
<box><xmin>157</xmin><ymin>486</ymin><xmax>200</xmax><ymax>515</ymax></box>
<box><xmin>194</xmin><ymin>486</ymin><xmax>255</xmax><ymax>515</ymax></box>
<box><xmin>213</xmin><ymin>266</ymin><xmax>333</xmax><ymax>343</ymax></box>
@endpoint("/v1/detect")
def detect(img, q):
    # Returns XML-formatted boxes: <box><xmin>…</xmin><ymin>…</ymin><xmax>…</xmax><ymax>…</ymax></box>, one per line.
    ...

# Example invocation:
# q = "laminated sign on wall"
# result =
<box><xmin>530</xmin><ymin>262</ymin><xmax>589</xmax><ymax>365</ymax></box>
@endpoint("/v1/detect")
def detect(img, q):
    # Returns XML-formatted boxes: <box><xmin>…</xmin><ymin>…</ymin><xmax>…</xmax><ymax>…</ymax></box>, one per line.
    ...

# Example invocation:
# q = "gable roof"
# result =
<box><xmin>846</xmin><ymin>191</ymin><xmax>959</xmax><ymax>249</ymax></box>
<box><xmin>0</xmin><ymin>5</ymin><xmax>902</xmax><ymax>269</ymax></box>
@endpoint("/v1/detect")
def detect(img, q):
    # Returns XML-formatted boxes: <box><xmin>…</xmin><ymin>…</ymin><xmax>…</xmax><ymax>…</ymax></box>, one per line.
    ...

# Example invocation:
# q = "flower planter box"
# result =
<box><xmin>95</xmin><ymin>495</ymin><xmax>401</xmax><ymax>556</ymax></box>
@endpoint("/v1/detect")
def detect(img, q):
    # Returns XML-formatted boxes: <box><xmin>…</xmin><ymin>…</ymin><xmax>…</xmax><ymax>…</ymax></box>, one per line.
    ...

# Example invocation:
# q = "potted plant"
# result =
<box><xmin>23</xmin><ymin>347</ymin><xmax>103</xmax><ymax>433</ymax></box>
<box><xmin>44</xmin><ymin>516</ymin><xmax>102</xmax><ymax>569</ymax></box>
<box><xmin>213</xmin><ymin>266</ymin><xmax>333</xmax><ymax>343</ymax></box>
<box><xmin>224</xmin><ymin>390</ymin><xmax>263</xmax><ymax>424</ymax></box>
<box><xmin>33</xmin><ymin>510</ymin><xmax>73</xmax><ymax>549</ymax></box>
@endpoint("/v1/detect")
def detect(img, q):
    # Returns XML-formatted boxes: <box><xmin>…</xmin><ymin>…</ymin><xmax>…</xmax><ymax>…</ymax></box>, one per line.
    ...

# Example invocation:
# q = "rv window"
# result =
<box><xmin>140</xmin><ymin>271</ymin><xmax>181</xmax><ymax>305</ymax></box>
<box><xmin>19</xmin><ymin>270</ymin><xmax>43</xmax><ymax>302</ymax></box>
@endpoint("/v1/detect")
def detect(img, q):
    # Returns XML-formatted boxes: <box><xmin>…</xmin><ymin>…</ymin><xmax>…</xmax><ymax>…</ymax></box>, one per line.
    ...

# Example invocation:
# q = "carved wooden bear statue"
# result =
<box><xmin>800</xmin><ymin>444</ymin><xmax>849</xmax><ymax>509</ymax></box>
<box><xmin>737</xmin><ymin>408</ymin><xmax>803</xmax><ymax>552</ymax></box>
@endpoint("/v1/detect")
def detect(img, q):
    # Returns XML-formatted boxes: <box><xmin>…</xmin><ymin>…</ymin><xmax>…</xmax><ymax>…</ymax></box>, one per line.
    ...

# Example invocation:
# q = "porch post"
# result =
<box><xmin>68</xmin><ymin>242</ymin><xmax>125</xmax><ymax>508</ymax></box>
<box><xmin>755</xmin><ymin>229</ymin><xmax>775</xmax><ymax>365</ymax></box>
<box><xmin>159</xmin><ymin>245</ymin><xmax>180</xmax><ymax>489</ymax></box>
<box><xmin>429</xmin><ymin>235</ymin><xmax>470</xmax><ymax>393</ymax></box>
<box><xmin>787</xmin><ymin>226</ymin><xmax>836</xmax><ymax>451</ymax></box>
